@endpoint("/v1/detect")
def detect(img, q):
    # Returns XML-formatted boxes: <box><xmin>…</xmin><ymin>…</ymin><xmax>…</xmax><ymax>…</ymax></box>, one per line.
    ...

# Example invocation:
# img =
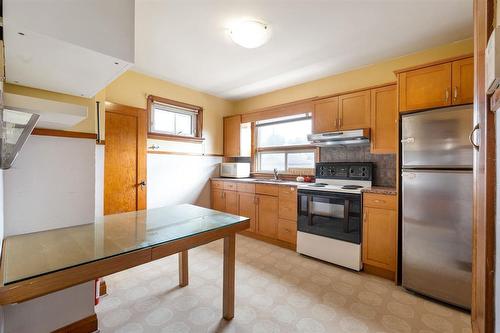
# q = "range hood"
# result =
<box><xmin>1</xmin><ymin>105</ymin><xmax>39</xmax><ymax>170</ymax></box>
<box><xmin>307</xmin><ymin>129</ymin><xmax>370</xmax><ymax>147</ymax></box>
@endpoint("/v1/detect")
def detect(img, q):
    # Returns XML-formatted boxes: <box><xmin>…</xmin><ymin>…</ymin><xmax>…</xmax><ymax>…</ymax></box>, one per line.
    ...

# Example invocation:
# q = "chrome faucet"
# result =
<box><xmin>273</xmin><ymin>168</ymin><xmax>280</xmax><ymax>180</ymax></box>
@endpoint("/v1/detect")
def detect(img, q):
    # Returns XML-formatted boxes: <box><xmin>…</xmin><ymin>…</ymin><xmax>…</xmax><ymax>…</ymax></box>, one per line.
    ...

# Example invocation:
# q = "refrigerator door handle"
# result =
<box><xmin>469</xmin><ymin>123</ymin><xmax>480</xmax><ymax>150</ymax></box>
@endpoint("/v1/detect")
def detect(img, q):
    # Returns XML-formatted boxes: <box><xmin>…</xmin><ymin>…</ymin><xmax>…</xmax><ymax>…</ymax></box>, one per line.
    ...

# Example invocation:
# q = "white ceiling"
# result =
<box><xmin>134</xmin><ymin>0</ymin><xmax>473</xmax><ymax>100</ymax></box>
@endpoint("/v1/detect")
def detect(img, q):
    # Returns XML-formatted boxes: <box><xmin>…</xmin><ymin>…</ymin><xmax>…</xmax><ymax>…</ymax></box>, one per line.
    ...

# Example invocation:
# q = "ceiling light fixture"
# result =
<box><xmin>228</xmin><ymin>19</ymin><xmax>270</xmax><ymax>49</ymax></box>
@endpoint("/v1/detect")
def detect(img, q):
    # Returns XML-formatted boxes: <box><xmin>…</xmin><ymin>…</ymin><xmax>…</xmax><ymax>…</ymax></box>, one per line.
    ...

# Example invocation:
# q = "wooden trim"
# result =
<box><xmin>239</xmin><ymin>230</ymin><xmax>296</xmax><ymax>250</ymax></box>
<box><xmin>393</xmin><ymin>53</ymin><xmax>474</xmax><ymax>74</ymax></box>
<box><xmin>0</xmin><ymin>220</ymin><xmax>249</xmax><ymax>305</ymax></box>
<box><xmin>99</xmin><ymin>280</ymin><xmax>107</xmax><ymax>296</ymax></box>
<box><xmin>471</xmin><ymin>0</ymin><xmax>495</xmax><ymax>332</ymax></box>
<box><xmin>241</xmin><ymin>98</ymin><xmax>316</xmax><ymax>123</ymax></box>
<box><xmin>147</xmin><ymin>95</ymin><xmax>204</xmax><ymax>142</ymax></box>
<box><xmin>313</xmin><ymin>81</ymin><xmax>397</xmax><ymax>101</ymax></box>
<box><xmin>96</xmin><ymin>140</ymin><xmax>106</xmax><ymax>145</ymax></box>
<box><xmin>256</xmin><ymin>144</ymin><xmax>315</xmax><ymax>152</ymax></box>
<box><xmin>147</xmin><ymin>150</ymin><xmax>223</xmax><ymax>157</ymax></box>
<box><xmin>52</xmin><ymin>314</ymin><xmax>98</xmax><ymax>333</ymax></box>
<box><xmin>32</xmin><ymin>128</ymin><xmax>97</xmax><ymax>140</ymax></box>
<box><xmin>147</xmin><ymin>132</ymin><xmax>205</xmax><ymax>143</ymax></box>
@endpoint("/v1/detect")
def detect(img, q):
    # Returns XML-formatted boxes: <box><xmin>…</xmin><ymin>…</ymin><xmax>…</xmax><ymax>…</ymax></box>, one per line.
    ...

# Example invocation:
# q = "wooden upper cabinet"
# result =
<box><xmin>370</xmin><ymin>85</ymin><xmax>397</xmax><ymax>154</ymax></box>
<box><xmin>452</xmin><ymin>57</ymin><xmax>474</xmax><ymax>105</ymax></box>
<box><xmin>223</xmin><ymin>115</ymin><xmax>241</xmax><ymax>157</ymax></box>
<box><xmin>398</xmin><ymin>62</ymin><xmax>452</xmax><ymax>112</ymax></box>
<box><xmin>312</xmin><ymin>96</ymin><xmax>339</xmax><ymax>133</ymax></box>
<box><xmin>338</xmin><ymin>90</ymin><xmax>371</xmax><ymax>130</ymax></box>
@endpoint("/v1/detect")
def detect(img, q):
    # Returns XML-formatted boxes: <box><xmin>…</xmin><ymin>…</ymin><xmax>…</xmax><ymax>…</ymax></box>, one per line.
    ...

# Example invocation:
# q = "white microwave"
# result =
<box><xmin>220</xmin><ymin>163</ymin><xmax>250</xmax><ymax>178</ymax></box>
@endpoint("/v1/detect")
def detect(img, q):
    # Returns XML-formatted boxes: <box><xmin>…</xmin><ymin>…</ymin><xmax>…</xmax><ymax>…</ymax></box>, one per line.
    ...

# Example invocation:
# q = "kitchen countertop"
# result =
<box><xmin>361</xmin><ymin>186</ymin><xmax>398</xmax><ymax>195</ymax></box>
<box><xmin>211</xmin><ymin>177</ymin><xmax>304</xmax><ymax>186</ymax></box>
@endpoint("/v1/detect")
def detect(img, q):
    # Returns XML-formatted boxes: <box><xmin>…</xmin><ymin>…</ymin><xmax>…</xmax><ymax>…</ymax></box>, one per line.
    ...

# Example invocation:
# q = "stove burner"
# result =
<box><xmin>308</xmin><ymin>183</ymin><xmax>328</xmax><ymax>187</ymax></box>
<box><xmin>342</xmin><ymin>185</ymin><xmax>363</xmax><ymax>190</ymax></box>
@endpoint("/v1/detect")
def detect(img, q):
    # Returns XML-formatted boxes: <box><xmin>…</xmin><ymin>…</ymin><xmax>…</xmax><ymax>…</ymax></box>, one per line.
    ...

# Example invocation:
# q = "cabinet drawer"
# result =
<box><xmin>223</xmin><ymin>181</ymin><xmax>237</xmax><ymax>191</ymax></box>
<box><xmin>364</xmin><ymin>193</ymin><xmax>397</xmax><ymax>210</ymax></box>
<box><xmin>237</xmin><ymin>182</ymin><xmax>255</xmax><ymax>193</ymax></box>
<box><xmin>279</xmin><ymin>185</ymin><xmax>297</xmax><ymax>199</ymax></box>
<box><xmin>278</xmin><ymin>219</ymin><xmax>297</xmax><ymax>244</ymax></box>
<box><xmin>212</xmin><ymin>180</ymin><xmax>224</xmax><ymax>190</ymax></box>
<box><xmin>255</xmin><ymin>184</ymin><xmax>279</xmax><ymax>196</ymax></box>
<box><xmin>279</xmin><ymin>200</ymin><xmax>297</xmax><ymax>221</ymax></box>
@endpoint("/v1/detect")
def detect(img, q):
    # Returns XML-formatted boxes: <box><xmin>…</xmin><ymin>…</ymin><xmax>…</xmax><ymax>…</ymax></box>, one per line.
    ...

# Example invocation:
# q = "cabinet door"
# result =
<box><xmin>313</xmin><ymin>96</ymin><xmax>339</xmax><ymax>133</ymax></box>
<box><xmin>238</xmin><ymin>193</ymin><xmax>257</xmax><ymax>232</ymax></box>
<box><xmin>338</xmin><ymin>90</ymin><xmax>371</xmax><ymax>130</ymax></box>
<box><xmin>370</xmin><ymin>85</ymin><xmax>397</xmax><ymax>154</ymax></box>
<box><xmin>399</xmin><ymin>63</ymin><xmax>452</xmax><ymax>112</ymax></box>
<box><xmin>212</xmin><ymin>189</ymin><xmax>226</xmax><ymax>212</ymax></box>
<box><xmin>452</xmin><ymin>57</ymin><xmax>474</xmax><ymax>105</ymax></box>
<box><xmin>224</xmin><ymin>191</ymin><xmax>239</xmax><ymax>215</ymax></box>
<box><xmin>224</xmin><ymin>115</ymin><xmax>241</xmax><ymax>157</ymax></box>
<box><xmin>362</xmin><ymin>207</ymin><xmax>397</xmax><ymax>272</ymax></box>
<box><xmin>257</xmin><ymin>195</ymin><xmax>279</xmax><ymax>238</ymax></box>
<box><xmin>278</xmin><ymin>186</ymin><xmax>297</xmax><ymax>221</ymax></box>
<box><xmin>278</xmin><ymin>219</ymin><xmax>297</xmax><ymax>244</ymax></box>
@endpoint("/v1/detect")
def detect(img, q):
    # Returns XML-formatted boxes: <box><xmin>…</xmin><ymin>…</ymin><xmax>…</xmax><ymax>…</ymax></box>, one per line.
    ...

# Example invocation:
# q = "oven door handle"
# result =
<box><xmin>307</xmin><ymin>195</ymin><xmax>313</xmax><ymax>226</ymax></box>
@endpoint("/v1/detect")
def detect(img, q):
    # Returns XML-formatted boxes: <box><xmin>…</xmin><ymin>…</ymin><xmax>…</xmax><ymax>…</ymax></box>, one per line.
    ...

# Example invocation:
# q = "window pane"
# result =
<box><xmin>257</xmin><ymin>119</ymin><xmax>311</xmax><ymax>147</ymax></box>
<box><xmin>153</xmin><ymin>108</ymin><xmax>175</xmax><ymax>133</ymax></box>
<box><xmin>175</xmin><ymin>113</ymin><xmax>193</xmax><ymax>135</ymax></box>
<box><xmin>260</xmin><ymin>153</ymin><xmax>285</xmax><ymax>171</ymax></box>
<box><xmin>287</xmin><ymin>152</ymin><xmax>315</xmax><ymax>169</ymax></box>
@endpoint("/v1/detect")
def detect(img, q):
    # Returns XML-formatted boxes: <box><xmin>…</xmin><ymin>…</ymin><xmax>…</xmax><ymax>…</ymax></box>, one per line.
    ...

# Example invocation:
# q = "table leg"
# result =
<box><xmin>178</xmin><ymin>250</ymin><xmax>188</xmax><ymax>287</ymax></box>
<box><xmin>223</xmin><ymin>234</ymin><xmax>235</xmax><ymax>320</ymax></box>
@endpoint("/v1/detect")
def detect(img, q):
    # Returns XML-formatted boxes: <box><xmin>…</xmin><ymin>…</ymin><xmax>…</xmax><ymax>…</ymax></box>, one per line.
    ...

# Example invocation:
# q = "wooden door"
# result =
<box><xmin>398</xmin><ymin>63</ymin><xmax>452</xmax><ymax>112</ymax></box>
<box><xmin>238</xmin><ymin>193</ymin><xmax>256</xmax><ymax>232</ymax></box>
<box><xmin>256</xmin><ymin>195</ymin><xmax>278</xmax><ymax>238</ymax></box>
<box><xmin>223</xmin><ymin>115</ymin><xmax>241</xmax><ymax>157</ymax></box>
<box><xmin>452</xmin><ymin>57</ymin><xmax>474</xmax><ymax>105</ymax></box>
<box><xmin>362</xmin><ymin>207</ymin><xmax>397</xmax><ymax>272</ymax></box>
<box><xmin>224</xmin><ymin>191</ymin><xmax>239</xmax><ymax>215</ymax></box>
<box><xmin>313</xmin><ymin>96</ymin><xmax>339</xmax><ymax>133</ymax></box>
<box><xmin>370</xmin><ymin>85</ymin><xmax>397</xmax><ymax>154</ymax></box>
<box><xmin>212</xmin><ymin>189</ymin><xmax>226</xmax><ymax>211</ymax></box>
<box><xmin>338</xmin><ymin>90</ymin><xmax>371</xmax><ymax>130</ymax></box>
<box><xmin>104</xmin><ymin>102</ymin><xmax>147</xmax><ymax>215</ymax></box>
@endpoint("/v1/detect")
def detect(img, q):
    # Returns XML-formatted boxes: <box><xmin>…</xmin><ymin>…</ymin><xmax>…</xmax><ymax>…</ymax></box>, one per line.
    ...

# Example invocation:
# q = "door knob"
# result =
<box><xmin>138</xmin><ymin>181</ymin><xmax>147</xmax><ymax>189</ymax></box>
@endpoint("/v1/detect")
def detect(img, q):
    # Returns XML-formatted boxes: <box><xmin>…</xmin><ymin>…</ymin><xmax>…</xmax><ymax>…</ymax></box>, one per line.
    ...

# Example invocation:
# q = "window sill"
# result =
<box><xmin>148</xmin><ymin>132</ymin><xmax>205</xmax><ymax>143</ymax></box>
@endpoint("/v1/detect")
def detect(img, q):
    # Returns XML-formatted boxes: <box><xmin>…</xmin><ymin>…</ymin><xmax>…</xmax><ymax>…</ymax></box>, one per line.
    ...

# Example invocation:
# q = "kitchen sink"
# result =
<box><xmin>251</xmin><ymin>178</ymin><xmax>285</xmax><ymax>182</ymax></box>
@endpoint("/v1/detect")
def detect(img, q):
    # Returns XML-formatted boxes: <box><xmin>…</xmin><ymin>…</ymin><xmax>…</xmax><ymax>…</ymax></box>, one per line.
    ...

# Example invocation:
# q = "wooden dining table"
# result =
<box><xmin>0</xmin><ymin>204</ymin><xmax>250</xmax><ymax>320</ymax></box>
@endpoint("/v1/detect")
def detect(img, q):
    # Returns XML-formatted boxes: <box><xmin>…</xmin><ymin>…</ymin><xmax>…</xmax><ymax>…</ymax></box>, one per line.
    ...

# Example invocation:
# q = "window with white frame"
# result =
<box><xmin>148</xmin><ymin>95</ymin><xmax>203</xmax><ymax>140</ymax></box>
<box><xmin>256</xmin><ymin>113</ymin><xmax>315</xmax><ymax>172</ymax></box>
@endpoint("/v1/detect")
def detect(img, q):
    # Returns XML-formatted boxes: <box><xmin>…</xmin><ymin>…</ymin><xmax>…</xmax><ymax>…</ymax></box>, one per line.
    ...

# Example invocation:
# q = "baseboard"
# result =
<box><xmin>363</xmin><ymin>263</ymin><xmax>395</xmax><ymax>282</ymax></box>
<box><xmin>52</xmin><ymin>314</ymin><xmax>98</xmax><ymax>333</ymax></box>
<box><xmin>239</xmin><ymin>230</ymin><xmax>296</xmax><ymax>250</ymax></box>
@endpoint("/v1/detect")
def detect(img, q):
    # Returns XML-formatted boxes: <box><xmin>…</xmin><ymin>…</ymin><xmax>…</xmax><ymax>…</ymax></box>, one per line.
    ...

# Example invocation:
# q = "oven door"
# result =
<box><xmin>297</xmin><ymin>189</ymin><xmax>362</xmax><ymax>244</ymax></box>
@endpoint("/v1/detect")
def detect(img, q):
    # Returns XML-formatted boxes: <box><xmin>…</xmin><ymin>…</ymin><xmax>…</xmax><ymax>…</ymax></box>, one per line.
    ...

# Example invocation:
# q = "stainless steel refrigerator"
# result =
<box><xmin>401</xmin><ymin>105</ymin><xmax>473</xmax><ymax>309</ymax></box>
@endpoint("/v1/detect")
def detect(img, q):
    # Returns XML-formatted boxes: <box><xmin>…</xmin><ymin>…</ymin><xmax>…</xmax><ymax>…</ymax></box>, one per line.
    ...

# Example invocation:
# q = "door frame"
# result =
<box><xmin>104</xmin><ymin>102</ymin><xmax>148</xmax><ymax>212</ymax></box>
<box><xmin>472</xmin><ymin>0</ymin><xmax>496</xmax><ymax>332</ymax></box>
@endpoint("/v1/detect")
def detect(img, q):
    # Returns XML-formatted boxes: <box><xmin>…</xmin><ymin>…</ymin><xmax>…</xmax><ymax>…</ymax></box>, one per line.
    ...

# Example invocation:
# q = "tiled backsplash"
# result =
<box><xmin>320</xmin><ymin>144</ymin><xmax>396</xmax><ymax>187</ymax></box>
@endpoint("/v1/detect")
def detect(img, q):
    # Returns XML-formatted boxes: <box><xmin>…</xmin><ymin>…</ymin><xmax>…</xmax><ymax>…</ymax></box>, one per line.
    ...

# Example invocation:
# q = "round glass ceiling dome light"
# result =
<box><xmin>229</xmin><ymin>19</ymin><xmax>271</xmax><ymax>48</ymax></box>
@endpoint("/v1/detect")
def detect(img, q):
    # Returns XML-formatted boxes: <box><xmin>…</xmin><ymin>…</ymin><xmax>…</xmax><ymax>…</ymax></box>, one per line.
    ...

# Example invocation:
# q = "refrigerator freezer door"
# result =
<box><xmin>402</xmin><ymin>170</ymin><xmax>472</xmax><ymax>309</ymax></box>
<box><xmin>401</xmin><ymin>106</ymin><xmax>473</xmax><ymax>168</ymax></box>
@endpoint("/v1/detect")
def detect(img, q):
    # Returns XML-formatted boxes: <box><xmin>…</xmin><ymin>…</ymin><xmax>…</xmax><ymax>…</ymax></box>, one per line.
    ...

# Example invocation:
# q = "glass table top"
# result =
<box><xmin>2</xmin><ymin>204</ymin><xmax>248</xmax><ymax>285</ymax></box>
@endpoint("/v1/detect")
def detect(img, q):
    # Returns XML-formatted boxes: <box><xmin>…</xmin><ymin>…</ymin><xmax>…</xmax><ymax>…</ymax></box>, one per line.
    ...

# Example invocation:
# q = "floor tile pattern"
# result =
<box><xmin>96</xmin><ymin>235</ymin><xmax>471</xmax><ymax>333</ymax></box>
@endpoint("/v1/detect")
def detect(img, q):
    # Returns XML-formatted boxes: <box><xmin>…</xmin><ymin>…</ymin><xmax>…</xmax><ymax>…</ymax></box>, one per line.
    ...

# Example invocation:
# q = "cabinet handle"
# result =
<box><xmin>453</xmin><ymin>86</ymin><xmax>458</xmax><ymax>102</ymax></box>
<box><xmin>469</xmin><ymin>123</ymin><xmax>480</xmax><ymax>150</ymax></box>
<box><xmin>373</xmin><ymin>199</ymin><xmax>385</xmax><ymax>204</ymax></box>
<box><xmin>445</xmin><ymin>88</ymin><xmax>450</xmax><ymax>102</ymax></box>
<box><xmin>363</xmin><ymin>212</ymin><xmax>367</xmax><ymax>222</ymax></box>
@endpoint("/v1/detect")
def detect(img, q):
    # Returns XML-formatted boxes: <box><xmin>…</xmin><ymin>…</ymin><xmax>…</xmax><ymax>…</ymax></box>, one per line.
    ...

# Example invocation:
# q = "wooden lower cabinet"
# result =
<box><xmin>211</xmin><ymin>180</ymin><xmax>297</xmax><ymax>248</ymax></box>
<box><xmin>238</xmin><ymin>192</ymin><xmax>257</xmax><ymax>233</ymax></box>
<box><xmin>256</xmin><ymin>195</ymin><xmax>279</xmax><ymax>238</ymax></box>
<box><xmin>362</xmin><ymin>193</ymin><xmax>397</xmax><ymax>280</ymax></box>
<box><xmin>212</xmin><ymin>189</ymin><xmax>225</xmax><ymax>211</ymax></box>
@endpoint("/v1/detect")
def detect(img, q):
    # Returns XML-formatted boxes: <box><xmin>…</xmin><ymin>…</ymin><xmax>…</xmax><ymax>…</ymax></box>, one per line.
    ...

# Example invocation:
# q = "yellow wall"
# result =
<box><xmin>105</xmin><ymin>71</ymin><xmax>234</xmax><ymax>155</ymax></box>
<box><xmin>234</xmin><ymin>38</ymin><xmax>474</xmax><ymax>113</ymax></box>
